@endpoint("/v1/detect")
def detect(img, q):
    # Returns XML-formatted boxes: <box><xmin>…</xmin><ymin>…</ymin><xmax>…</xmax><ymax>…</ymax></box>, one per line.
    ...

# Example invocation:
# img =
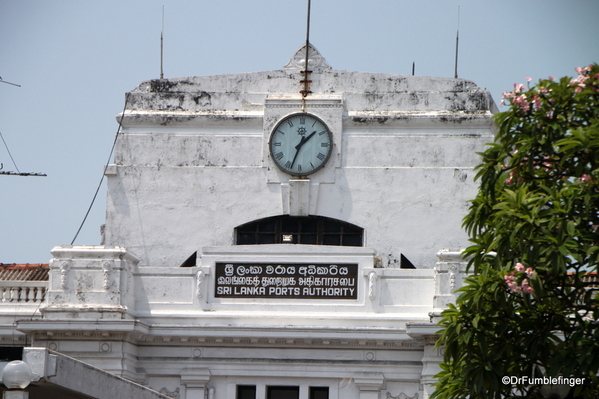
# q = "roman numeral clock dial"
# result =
<box><xmin>269</xmin><ymin>113</ymin><xmax>333</xmax><ymax>176</ymax></box>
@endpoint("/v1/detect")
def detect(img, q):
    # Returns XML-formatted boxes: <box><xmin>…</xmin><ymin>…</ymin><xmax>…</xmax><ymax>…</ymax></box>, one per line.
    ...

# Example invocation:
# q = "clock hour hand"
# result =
<box><xmin>290</xmin><ymin>131</ymin><xmax>316</xmax><ymax>169</ymax></box>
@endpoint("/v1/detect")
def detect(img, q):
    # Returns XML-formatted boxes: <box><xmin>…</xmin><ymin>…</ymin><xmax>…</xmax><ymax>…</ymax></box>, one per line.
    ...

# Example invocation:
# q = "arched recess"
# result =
<box><xmin>235</xmin><ymin>215</ymin><xmax>364</xmax><ymax>246</ymax></box>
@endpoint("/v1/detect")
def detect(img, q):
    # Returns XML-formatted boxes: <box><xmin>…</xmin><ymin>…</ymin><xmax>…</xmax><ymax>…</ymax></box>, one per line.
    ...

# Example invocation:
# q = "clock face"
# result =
<box><xmin>269</xmin><ymin>113</ymin><xmax>333</xmax><ymax>176</ymax></box>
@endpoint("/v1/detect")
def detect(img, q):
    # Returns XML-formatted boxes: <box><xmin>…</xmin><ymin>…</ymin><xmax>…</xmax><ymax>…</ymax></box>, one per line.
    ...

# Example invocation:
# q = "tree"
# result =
<box><xmin>432</xmin><ymin>65</ymin><xmax>599</xmax><ymax>399</ymax></box>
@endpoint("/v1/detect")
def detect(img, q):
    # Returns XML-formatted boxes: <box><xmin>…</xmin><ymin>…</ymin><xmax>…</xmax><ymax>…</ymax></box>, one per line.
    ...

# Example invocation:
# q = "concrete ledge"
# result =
<box><xmin>0</xmin><ymin>348</ymin><xmax>171</xmax><ymax>399</ymax></box>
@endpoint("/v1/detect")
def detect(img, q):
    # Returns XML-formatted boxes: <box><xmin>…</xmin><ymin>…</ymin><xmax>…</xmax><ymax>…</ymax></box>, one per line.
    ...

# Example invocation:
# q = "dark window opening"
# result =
<box><xmin>0</xmin><ymin>346</ymin><xmax>23</xmax><ymax>361</ymax></box>
<box><xmin>400</xmin><ymin>254</ymin><xmax>416</xmax><ymax>269</ymax></box>
<box><xmin>309</xmin><ymin>387</ymin><xmax>329</xmax><ymax>399</ymax></box>
<box><xmin>180</xmin><ymin>251</ymin><xmax>197</xmax><ymax>267</ymax></box>
<box><xmin>237</xmin><ymin>385</ymin><xmax>256</xmax><ymax>399</ymax></box>
<box><xmin>236</xmin><ymin>215</ymin><xmax>363</xmax><ymax>247</ymax></box>
<box><xmin>267</xmin><ymin>386</ymin><xmax>299</xmax><ymax>399</ymax></box>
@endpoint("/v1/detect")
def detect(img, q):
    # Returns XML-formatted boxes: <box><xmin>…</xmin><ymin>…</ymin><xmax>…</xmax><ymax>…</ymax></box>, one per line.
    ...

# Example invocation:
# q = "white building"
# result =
<box><xmin>2</xmin><ymin>44</ymin><xmax>496</xmax><ymax>399</ymax></box>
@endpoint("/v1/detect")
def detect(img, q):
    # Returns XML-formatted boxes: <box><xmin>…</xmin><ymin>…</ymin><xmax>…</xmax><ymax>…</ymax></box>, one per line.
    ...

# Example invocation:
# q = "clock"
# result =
<box><xmin>269</xmin><ymin>113</ymin><xmax>333</xmax><ymax>176</ymax></box>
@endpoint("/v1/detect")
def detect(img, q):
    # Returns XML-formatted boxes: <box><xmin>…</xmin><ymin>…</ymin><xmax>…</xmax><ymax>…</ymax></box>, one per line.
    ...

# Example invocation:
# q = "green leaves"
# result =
<box><xmin>433</xmin><ymin>65</ymin><xmax>599</xmax><ymax>399</ymax></box>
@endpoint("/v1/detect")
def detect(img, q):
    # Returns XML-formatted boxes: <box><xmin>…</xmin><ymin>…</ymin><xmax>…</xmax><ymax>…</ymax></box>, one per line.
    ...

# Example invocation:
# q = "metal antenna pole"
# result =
<box><xmin>305</xmin><ymin>0</ymin><xmax>311</xmax><ymax>60</ymax></box>
<box><xmin>0</xmin><ymin>131</ymin><xmax>46</xmax><ymax>177</ymax></box>
<box><xmin>0</xmin><ymin>78</ymin><xmax>21</xmax><ymax>87</ymax></box>
<box><xmin>301</xmin><ymin>0</ymin><xmax>312</xmax><ymax>100</ymax></box>
<box><xmin>160</xmin><ymin>6</ymin><xmax>164</xmax><ymax>79</ymax></box>
<box><xmin>454</xmin><ymin>6</ymin><xmax>460</xmax><ymax>79</ymax></box>
<box><xmin>0</xmin><ymin>79</ymin><xmax>46</xmax><ymax>176</ymax></box>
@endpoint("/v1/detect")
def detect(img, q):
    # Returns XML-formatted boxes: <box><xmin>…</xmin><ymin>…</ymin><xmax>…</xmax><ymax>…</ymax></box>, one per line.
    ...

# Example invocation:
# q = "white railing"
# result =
<box><xmin>0</xmin><ymin>281</ymin><xmax>48</xmax><ymax>303</ymax></box>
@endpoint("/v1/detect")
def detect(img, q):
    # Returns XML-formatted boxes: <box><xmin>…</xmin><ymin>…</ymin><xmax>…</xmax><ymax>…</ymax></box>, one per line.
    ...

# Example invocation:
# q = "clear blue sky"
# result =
<box><xmin>1</xmin><ymin>1</ymin><xmax>598</xmax><ymax>263</ymax></box>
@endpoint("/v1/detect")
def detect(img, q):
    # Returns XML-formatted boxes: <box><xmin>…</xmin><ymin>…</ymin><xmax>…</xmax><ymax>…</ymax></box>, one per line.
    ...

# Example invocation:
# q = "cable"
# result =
<box><xmin>70</xmin><ymin>93</ymin><xmax>130</xmax><ymax>245</ymax></box>
<box><xmin>0</xmin><ymin>131</ymin><xmax>21</xmax><ymax>173</ymax></box>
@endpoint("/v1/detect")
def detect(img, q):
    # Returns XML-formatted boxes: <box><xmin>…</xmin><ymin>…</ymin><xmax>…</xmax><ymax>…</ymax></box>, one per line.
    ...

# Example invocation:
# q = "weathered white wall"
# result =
<box><xmin>103</xmin><ymin>67</ymin><xmax>495</xmax><ymax>269</ymax></box>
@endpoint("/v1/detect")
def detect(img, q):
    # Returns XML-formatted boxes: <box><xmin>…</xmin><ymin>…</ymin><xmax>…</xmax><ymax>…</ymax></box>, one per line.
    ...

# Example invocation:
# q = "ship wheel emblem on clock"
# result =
<box><xmin>269</xmin><ymin>113</ymin><xmax>333</xmax><ymax>176</ymax></box>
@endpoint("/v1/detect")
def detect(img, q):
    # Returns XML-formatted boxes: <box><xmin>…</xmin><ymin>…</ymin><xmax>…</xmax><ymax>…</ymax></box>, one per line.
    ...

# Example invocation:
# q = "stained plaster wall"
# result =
<box><xmin>103</xmin><ymin>68</ymin><xmax>496</xmax><ymax>269</ymax></box>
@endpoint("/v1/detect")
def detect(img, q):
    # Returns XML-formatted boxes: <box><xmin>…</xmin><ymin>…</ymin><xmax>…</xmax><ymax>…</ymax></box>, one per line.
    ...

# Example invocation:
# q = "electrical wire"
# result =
<box><xmin>70</xmin><ymin>93</ymin><xmax>130</xmax><ymax>245</ymax></box>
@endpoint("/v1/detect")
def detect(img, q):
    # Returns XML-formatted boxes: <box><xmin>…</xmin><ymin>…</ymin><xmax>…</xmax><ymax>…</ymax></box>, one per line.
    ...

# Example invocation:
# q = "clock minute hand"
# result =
<box><xmin>295</xmin><ymin>131</ymin><xmax>316</xmax><ymax>150</ymax></box>
<box><xmin>290</xmin><ymin>131</ymin><xmax>316</xmax><ymax>169</ymax></box>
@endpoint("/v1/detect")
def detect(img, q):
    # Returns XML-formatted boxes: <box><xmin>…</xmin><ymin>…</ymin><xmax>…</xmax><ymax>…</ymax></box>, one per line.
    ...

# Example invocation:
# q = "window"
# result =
<box><xmin>237</xmin><ymin>385</ymin><xmax>256</xmax><ymax>399</ymax></box>
<box><xmin>309</xmin><ymin>387</ymin><xmax>329</xmax><ymax>399</ymax></box>
<box><xmin>236</xmin><ymin>215</ymin><xmax>363</xmax><ymax>246</ymax></box>
<box><xmin>267</xmin><ymin>386</ymin><xmax>299</xmax><ymax>399</ymax></box>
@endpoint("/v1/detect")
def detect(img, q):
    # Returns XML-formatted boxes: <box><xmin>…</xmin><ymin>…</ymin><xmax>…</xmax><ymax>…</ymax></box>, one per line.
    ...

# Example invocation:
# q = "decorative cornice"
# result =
<box><xmin>26</xmin><ymin>330</ymin><xmax>425</xmax><ymax>350</ymax></box>
<box><xmin>50</xmin><ymin>245</ymin><xmax>140</xmax><ymax>265</ymax></box>
<box><xmin>265</xmin><ymin>96</ymin><xmax>342</xmax><ymax>109</ymax></box>
<box><xmin>435</xmin><ymin>249</ymin><xmax>467</xmax><ymax>263</ymax></box>
<box><xmin>405</xmin><ymin>322</ymin><xmax>441</xmax><ymax>341</ymax></box>
<box><xmin>40</xmin><ymin>305</ymin><xmax>128</xmax><ymax>314</ymax></box>
<box><xmin>133</xmin><ymin>335</ymin><xmax>423</xmax><ymax>350</ymax></box>
<box><xmin>386</xmin><ymin>392</ymin><xmax>419</xmax><ymax>399</ymax></box>
<box><xmin>0</xmin><ymin>335</ymin><xmax>26</xmax><ymax>344</ymax></box>
<box><xmin>18</xmin><ymin>319</ymin><xmax>431</xmax><ymax>350</ymax></box>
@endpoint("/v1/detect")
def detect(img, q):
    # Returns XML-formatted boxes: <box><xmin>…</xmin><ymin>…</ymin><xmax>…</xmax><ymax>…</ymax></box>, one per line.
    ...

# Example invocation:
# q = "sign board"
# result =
<box><xmin>215</xmin><ymin>262</ymin><xmax>358</xmax><ymax>299</ymax></box>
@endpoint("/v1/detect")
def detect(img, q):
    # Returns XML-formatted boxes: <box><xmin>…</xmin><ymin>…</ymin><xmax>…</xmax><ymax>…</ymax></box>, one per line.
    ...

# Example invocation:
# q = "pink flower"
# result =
<box><xmin>514</xmin><ymin>263</ymin><xmax>525</xmax><ymax>272</ymax></box>
<box><xmin>512</xmin><ymin>94</ymin><xmax>530</xmax><ymax>112</ymax></box>
<box><xmin>500</xmin><ymin>91</ymin><xmax>515</xmax><ymax>106</ymax></box>
<box><xmin>505</xmin><ymin>170</ymin><xmax>518</xmax><ymax>185</ymax></box>
<box><xmin>570</xmin><ymin>75</ymin><xmax>589</xmax><ymax>90</ymax></box>
<box><xmin>505</xmin><ymin>264</ymin><xmax>535</xmax><ymax>294</ymax></box>
<box><xmin>526</xmin><ymin>77</ymin><xmax>532</xmax><ymax>82</ymax></box>
<box><xmin>548</xmin><ymin>75</ymin><xmax>554</xmax><ymax>80</ymax></box>
<box><xmin>581</xmin><ymin>174</ymin><xmax>593</xmax><ymax>183</ymax></box>
<box><xmin>525</xmin><ymin>267</ymin><xmax>534</xmax><ymax>277</ymax></box>
<box><xmin>522</xmin><ymin>281</ymin><xmax>534</xmax><ymax>294</ymax></box>
<box><xmin>514</xmin><ymin>83</ymin><xmax>526</xmax><ymax>93</ymax></box>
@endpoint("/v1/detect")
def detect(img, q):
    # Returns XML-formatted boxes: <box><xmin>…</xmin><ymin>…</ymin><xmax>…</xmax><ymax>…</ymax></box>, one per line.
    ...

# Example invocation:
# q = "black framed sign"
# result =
<box><xmin>214</xmin><ymin>262</ymin><xmax>358</xmax><ymax>299</ymax></box>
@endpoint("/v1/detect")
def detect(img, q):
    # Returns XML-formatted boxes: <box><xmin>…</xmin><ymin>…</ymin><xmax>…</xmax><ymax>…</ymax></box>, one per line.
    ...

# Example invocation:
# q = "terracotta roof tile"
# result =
<box><xmin>0</xmin><ymin>264</ymin><xmax>49</xmax><ymax>281</ymax></box>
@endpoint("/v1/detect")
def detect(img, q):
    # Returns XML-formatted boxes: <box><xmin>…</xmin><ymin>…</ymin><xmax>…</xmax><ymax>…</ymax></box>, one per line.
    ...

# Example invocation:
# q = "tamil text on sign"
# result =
<box><xmin>214</xmin><ymin>263</ymin><xmax>358</xmax><ymax>299</ymax></box>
